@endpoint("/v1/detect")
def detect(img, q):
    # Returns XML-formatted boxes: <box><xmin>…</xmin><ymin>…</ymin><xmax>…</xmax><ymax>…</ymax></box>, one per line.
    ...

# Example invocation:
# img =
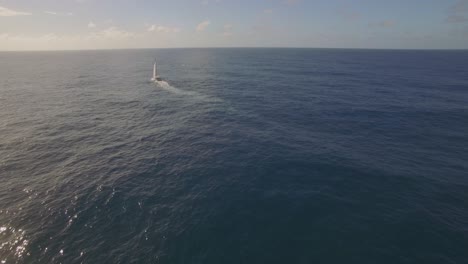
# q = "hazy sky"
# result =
<box><xmin>1</xmin><ymin>0</ymin><xmax>468</xmax><ymax>50</ymax></box>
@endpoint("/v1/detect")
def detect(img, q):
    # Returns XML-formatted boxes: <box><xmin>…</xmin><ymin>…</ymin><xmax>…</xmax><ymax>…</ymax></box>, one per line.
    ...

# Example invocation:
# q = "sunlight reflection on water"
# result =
<box><xmin>0</xmin><ymin>225</ymin><xmax>29</xmax><ymax>263</ymax></box>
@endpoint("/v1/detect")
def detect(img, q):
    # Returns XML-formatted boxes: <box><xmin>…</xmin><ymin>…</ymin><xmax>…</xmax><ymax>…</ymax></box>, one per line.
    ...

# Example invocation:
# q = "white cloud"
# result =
<box><xmin>196</xmin><ymin>20</ymin><xmax>211</xmax><ymax>32</ymax></box>
<box><xmin>100</xmin><ymin>27</ymin><xmax>133</xmax><ymax>39</ymax></box>
<box><xmin>88</xmin><ymin>21</ymin><xmax>96</xmax><ymax>28</ymax></box>
<box><xmin>0</xmin><ymin>33</ymin><xmax>61</xmax><ymax>49</ymax></box>
<box><xmin>147</xmin><ymin>24</ymin><xmax>181</xmax><ymax>33</ymax></box>
<box><xmin>0</xmin><ymin>6</ymin><xmax>31</xmax><ymax>16</ymax></box>
<box><xmin>2</xmin><ymin>24</ymin><xmax>202</xmax><ymax>51</ymax></box>
<box><xmin>44</xmin><ymin>11</ymin><xmax>73</xmax><ymax>16</ymax></box>
<box><xmin>17</xmin><ymin>27</ymin><xmax>133</xmax><ymax>42</ymax></box>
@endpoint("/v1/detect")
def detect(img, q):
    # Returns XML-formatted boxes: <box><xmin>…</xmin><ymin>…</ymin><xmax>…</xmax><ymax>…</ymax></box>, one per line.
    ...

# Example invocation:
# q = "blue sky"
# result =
<box><xmin>1</xmin><ymin>0</ymin><xmax>467</xmax><ymax>50</ymax></box>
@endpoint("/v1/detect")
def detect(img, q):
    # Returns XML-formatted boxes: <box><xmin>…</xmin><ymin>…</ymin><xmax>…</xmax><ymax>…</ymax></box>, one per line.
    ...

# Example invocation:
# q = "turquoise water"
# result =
<box><xmin>0</xmin><ymin>48</ymin><xmax>467</xmax><ymax>263</ymax></box>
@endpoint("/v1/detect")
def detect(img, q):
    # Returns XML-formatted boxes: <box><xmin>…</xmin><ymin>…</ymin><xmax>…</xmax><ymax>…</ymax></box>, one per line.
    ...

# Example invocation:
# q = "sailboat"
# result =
<box><xmin>151</xmin><ymin>61</ymin><xmax>162</xmax><ymax>82</ymax></box>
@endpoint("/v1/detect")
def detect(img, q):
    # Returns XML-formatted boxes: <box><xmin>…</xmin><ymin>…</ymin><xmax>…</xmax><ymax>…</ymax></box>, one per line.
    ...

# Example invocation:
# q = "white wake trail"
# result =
<box><xmin>154</xmin><ymin>80</ymin><xmax>191</xmax><ymax>95</ymax></box>
<box><xmin>151</xmin><ymin>79</ymin><xmax>222</xmax><ymax>102</ymax></box>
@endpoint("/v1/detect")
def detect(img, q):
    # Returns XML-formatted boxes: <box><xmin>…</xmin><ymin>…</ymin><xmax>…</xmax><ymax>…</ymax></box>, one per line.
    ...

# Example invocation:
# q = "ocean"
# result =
<box><xmin>0</xmin><ymin>48</ymin><xmax>467</xmax><ymax>263</ymax></box>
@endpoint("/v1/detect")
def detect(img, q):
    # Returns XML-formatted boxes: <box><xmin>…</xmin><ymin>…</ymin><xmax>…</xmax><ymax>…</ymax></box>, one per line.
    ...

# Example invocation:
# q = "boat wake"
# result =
<box><xmin>153</xmin><ymin>80</ymin><xmax>221</xmax><ymax>102</ymax></box>
<box><xmin>149</xmin><ymin>62</ymin><xmax>220</xmax><ymax>101</ymax></box>
<box><xmin>154</xmin><ymin>80</ymin><xmax>192</xmax><ymax>95</ymax></box>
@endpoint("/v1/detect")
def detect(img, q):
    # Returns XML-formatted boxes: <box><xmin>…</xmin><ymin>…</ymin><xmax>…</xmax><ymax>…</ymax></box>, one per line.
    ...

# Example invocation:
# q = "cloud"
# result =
<box><xmin>100</xmin><ymin>27</ymin><xmax>133</xmax><ymax>39</ymax></box>
<box><xmin>0</xmin><ymin>27</ymin><xmax>133</xmax><ymax>45</ymax></box>
<box><xmin>0</xmin><ymin>6</ymin><xmax>31</xmax><ymax>16</ymax></box>
<box><xmin>147</xmin><ymin>24</ymin><xmax>181</xmax><ymax>33</ymax></box>
<box><xmin>44</xmin><ymin>11</ymin><xmax>73</xmax><ymax>16</ymax></box>
<box><xmin>196</xmin><ymin>20</ymin><xmax>211</xmax><ymax>32</ymax></box>
<box><xmin>264</xmin><ymin>9</ymin><xmax>273</xmax><ymax>14</ymax></box>
<box><xmin>0</xmin><ymin>25</ymin><xmax>202</xmax><ymax>51</ymax></box>
<box><xmin>88</xmin><ymin>21</ymin><xmax>96</xmax><ymax>28</ymax></box>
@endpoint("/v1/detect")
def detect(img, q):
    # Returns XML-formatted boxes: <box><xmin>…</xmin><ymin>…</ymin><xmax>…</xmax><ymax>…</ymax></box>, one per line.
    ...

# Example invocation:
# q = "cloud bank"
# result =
<box><xmin>0</xmin><ymin>6</ymin><xmax>31</xmax><ymax>16</ymax></box>
<box><xmin>196</xmin><ymin>20</ymin><xmax>211</xmax><ymax>32</ymax></box>
<box><xmin>147</xmin><ymin>24</ymin><xmax>181</xmax><ymax>33</ymax></box>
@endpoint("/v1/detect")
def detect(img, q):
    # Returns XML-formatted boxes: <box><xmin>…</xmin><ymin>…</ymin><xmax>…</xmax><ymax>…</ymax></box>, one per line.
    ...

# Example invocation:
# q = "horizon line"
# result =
<box><xmin>1</xmin><ymin>46</ymin><xmax>468</xmax><ymax>52</ymax></box>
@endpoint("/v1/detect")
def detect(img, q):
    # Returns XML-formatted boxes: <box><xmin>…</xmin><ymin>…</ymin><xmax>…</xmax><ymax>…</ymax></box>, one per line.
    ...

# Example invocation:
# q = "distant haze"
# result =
<box><xmin>1</xmin><ymin>0</ymin><xmax>468</xmax><ymax>51</ymax></box>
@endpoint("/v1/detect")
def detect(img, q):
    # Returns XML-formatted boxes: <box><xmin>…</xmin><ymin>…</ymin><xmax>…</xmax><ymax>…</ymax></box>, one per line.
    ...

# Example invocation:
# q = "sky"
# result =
<box><xmin>0</xmin><ymin>0</ymin><xmax>468</xmax><ymax>51</ymax></box>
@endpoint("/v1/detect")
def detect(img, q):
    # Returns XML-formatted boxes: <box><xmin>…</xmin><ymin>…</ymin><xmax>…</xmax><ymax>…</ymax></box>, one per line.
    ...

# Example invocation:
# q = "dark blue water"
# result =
<box><xmin>1</xmin><ymin>48</ymin><xmax>467</xmax><ymax>263</ymax></box>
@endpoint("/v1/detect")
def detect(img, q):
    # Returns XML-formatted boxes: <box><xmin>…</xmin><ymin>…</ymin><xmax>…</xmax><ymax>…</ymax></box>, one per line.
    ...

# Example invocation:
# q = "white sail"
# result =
<box><xmin>153</xmin><ymin>63</ymin><xmax>156</xmax><ymax>79</ymax></box>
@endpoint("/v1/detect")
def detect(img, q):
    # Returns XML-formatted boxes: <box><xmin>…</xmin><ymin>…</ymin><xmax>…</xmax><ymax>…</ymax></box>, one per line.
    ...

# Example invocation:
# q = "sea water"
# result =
<box><xmin>0</xmin><ymin>48</ymin><xmax>467</xmax><ymax>263</ymax></box>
